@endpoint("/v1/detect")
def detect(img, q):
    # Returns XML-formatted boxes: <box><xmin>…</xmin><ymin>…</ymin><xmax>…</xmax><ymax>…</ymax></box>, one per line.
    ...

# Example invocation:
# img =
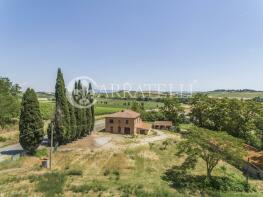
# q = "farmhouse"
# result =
<box><xmin>153</xmin><ymin>121</ymin><xmax>173</xmax><ymax>130</ymax></box>
<box><xmin>105</xmin><ymin>110</ymin><xmax>151</xmax><ymax>135</ymax></box>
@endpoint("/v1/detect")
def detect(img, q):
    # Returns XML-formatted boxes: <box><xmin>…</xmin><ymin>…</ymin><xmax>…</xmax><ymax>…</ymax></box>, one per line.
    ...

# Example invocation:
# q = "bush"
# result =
<box><xmin>0</xmin><ymin>136</ymin><xmax>7</xmax><ymax>142</ymax></box>
<box><xmin>35</xmin><ymin>148</ymin><xmax>48</xmax><ymax>158</ymax></box>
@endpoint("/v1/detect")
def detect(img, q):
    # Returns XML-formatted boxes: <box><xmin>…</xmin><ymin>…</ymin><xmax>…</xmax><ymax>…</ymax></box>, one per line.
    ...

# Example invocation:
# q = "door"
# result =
<box><xmin>124</xmin><ymin>127</ymin><xmax>130</xmax><ymax>134</ymax></box>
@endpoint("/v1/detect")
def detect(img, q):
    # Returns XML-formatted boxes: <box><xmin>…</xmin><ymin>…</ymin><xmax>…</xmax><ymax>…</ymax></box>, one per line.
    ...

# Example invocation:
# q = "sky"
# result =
<box><xmin>0</xmin><ymin>0</ymin><xmax>263</xmax><ymax>92</ymax></box>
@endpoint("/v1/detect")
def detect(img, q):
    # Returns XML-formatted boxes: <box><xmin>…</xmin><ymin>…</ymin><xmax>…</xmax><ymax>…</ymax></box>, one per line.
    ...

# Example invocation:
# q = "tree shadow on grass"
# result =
<box><xmin>162</xmin><ymin>167</ymin><xmax>256</xmax><ymax>194</ymax></box>
<box><xmin>0</xmin><ymin>149</ymin><xmax>24</xmax><ymax>156</ymax></box>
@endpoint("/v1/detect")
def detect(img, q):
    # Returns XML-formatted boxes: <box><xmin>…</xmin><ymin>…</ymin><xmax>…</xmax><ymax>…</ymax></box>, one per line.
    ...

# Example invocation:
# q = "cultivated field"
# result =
<box><xmin>207</xmin><ymin>91</ymin><xmax>263</xmax><ymax>99</ymax></box>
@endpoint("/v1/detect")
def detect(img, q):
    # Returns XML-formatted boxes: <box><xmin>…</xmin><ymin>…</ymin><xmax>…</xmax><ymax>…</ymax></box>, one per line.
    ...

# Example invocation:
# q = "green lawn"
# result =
<box><xmin>94</xmin><ymin>106</ymin><xmax>124</xmax><ymax>116</ymax></box>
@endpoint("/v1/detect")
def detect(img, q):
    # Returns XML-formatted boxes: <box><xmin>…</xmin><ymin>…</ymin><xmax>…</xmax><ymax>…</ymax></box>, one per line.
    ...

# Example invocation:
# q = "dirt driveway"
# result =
<box><xmin>58</xmin><ymin>129</ymin><xmax>178</xmax><ymax>153</ymax></box>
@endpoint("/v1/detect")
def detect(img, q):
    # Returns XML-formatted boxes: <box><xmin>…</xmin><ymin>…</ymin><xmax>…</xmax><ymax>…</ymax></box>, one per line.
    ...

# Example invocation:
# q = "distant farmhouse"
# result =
<box><xmin>105</xmin><ymin>110</ymin><xmax>151</xmax><ymax>135</ymax></box>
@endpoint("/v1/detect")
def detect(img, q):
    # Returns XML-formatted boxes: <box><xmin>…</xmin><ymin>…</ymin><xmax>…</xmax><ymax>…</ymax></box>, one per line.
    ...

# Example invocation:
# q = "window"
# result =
<box><xmin>109</xmin><ymin>119</ymin><xmax>114</xmax><ymax>123</ymax></box>
<box><xmin>110</xmin><ymin>127</ymin><xmax>113</xmax><ymax>132</ymax></box>
<box><xmin>125</xmin><ymin>120</ymin><xmax>129</xmax><ymax>124</ymax></box>
<box><xmin>118</xmin><ymin>127</ymin><xmax>121</xmax><ymax>133</ymax></box>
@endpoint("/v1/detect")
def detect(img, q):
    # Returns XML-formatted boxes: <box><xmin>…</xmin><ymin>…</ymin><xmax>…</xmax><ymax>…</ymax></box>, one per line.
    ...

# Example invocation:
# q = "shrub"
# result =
<box><xmin>34</xmin><ymin>148</ymin><xmax>48</xmax><ymax>158</ymax></box>
<box><xmin>0</xmin><ymin>136</ymin><xmax>7</xmax><ymax>142</ymax></box>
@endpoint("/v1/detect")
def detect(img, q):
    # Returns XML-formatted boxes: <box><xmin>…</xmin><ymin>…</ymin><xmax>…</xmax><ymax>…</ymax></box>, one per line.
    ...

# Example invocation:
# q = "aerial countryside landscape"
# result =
<box><xmin>0</xmin><ymin>1</ymin><xmax>263</xmax><ymax>196</ymax></box>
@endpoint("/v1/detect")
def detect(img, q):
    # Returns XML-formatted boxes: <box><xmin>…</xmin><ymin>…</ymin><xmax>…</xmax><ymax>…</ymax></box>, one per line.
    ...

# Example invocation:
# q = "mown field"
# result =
<box><xmin>0</xmin><ymin>131</ymin><xmax>262</xmax><ymax>196</ymax></box>
<box><xmin>207</xmin><ymin>91</ymin><xmax>263</xmax><ymax>99</ymax></box>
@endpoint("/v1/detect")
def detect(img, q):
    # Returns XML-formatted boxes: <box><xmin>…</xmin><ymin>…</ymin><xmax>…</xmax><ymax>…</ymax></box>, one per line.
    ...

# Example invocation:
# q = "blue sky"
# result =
<box><xmin>0</xmin><ymin>0</ymin><xmax>263</xmax><ymax>92</ymax></box>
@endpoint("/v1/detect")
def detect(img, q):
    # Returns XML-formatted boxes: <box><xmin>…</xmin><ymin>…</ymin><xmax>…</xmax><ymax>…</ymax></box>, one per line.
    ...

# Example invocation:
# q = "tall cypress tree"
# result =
<box><xmin>86</xmin><ymin>105</ymin><xmax>92</xmax><ymax>135</ymax></box>
<box><xmin>19</xmin><ymin>88</ymin><xmax>44</xmax><ymax>154</ymax></box>
<box><xmin>74</xmin><ymin>80</ymin><xmax>83</xmax><ymax>138</ymax></box>
<box><xmin>54</xmin><ymin>68</ymin><xmax>71</xmax><ymax>144</ymax></box>
<box><xmin>89</xmin><ymin>83</ymin><xmax>95</xmax><ymax>132</ymax></box>
<box><xmin>68</xmin><ymin>102</ymin><xmax>77</xmax><ymax>140</ymax></box>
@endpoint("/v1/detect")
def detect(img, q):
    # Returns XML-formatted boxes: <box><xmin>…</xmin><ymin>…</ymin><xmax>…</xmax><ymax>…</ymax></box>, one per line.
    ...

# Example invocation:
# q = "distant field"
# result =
<box><xmin>207</xmin><ymin>91</ymin><xmax>263</xmax><ymax>99</ymax></box>
<box><xmin>96</xmin><ymin>98</ymin><xmax>162</xmax><ymax>109</ymax></box>
<box><xmin>95</xmin><ymin>106</ymin><xmax>123</xmax><ymax>116</ymax></box>
<box><xmin>39</xmin><ymin>101</ymin><xmax>55</xmax><ymax>120</ymax></box>
<box><xmin>39</xmin><ymin>100</ymin><xmax>128</xmax><ymax>119</ymax></box>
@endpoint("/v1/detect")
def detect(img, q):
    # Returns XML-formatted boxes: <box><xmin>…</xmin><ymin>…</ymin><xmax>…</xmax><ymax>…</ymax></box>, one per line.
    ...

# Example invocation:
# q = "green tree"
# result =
<box><xmin>190</xmin><ymin>95</ymin><xmax>263</xmax><ymax>149</ymax></box>
<box><xmin>160</xmin><ymin>98</ymin><xmax>183</xmax><ymax>125</ymax></box>
<box><xmin>86</xmin><ymin>106</ymin><xmax>92</xmax><ymax>135</ymax></box>
<box><xmin>177</xmin><ymin>126</ymin><xmax>246</xmax><ymax>179</ymax></box>
<box><xmin>68</xmin><ymin>102</ymin><xmax>77</xmax><ymax>140</ymax></box>
<box><xmin>88</xmin><ymin>83</ymin><xmax>95</xmax><ymax>132</ymax></box>
<box><xmin>53</xmin><ymin>68</ymin><xmax>71</xmax><ymax>144</ymax></box>
<box><xmin>74</xmin><ymin>80</ymin><xmax>82</xmax><ymax>138</ymax></box>
<box><xmin>19</xmin><ymin>88</ymin><xmax>44</xmax><ymax>154</ymax></box>
<box><xmin>0</xmin><ymin>77</ymin><xmax>21</xmax><ymax>128</ymax></box>
<box><xmin>131</xmin><ymin>101</ymin><xmax>143</xmax><ymax>113</ymax></box>
<box><xmin>190</xmin><ymin>94</ymin><xmax>210</xmax><ymax>127</ymax></box>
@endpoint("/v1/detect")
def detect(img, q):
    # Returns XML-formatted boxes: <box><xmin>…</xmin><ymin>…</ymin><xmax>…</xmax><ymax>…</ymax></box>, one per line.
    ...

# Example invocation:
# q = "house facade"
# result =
<box><xmin>105</xmin><ymin>110</ymin><xmax>151</xmax><ymax>135</ymax></box>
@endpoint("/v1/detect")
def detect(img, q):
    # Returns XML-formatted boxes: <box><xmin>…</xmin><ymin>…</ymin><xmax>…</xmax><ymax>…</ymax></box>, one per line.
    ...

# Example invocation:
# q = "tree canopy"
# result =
<box><xmin>177</xmin><ymin>126</ymin><xmax>246</xmax><ymax>179</ymax></box>
<box><xmin>19</xmin><ymin>88</ymin><xmax>44</xmax><ymax>154</ymax></box>
<box><xmin>0</xmin><ymin>77</ymin><xmax>21</xmax><ymax>128</ymax></box>
<box><xmin>191</xmin><ymin>94</ymin><xmax>263</xmax><ymax>149</ymax></box>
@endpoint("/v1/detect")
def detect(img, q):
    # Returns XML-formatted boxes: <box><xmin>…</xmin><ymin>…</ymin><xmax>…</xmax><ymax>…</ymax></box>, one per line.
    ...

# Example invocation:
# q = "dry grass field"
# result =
<box><xmin>0</xmin><ymin>131</ymin><xmax>262</xmax><ymax>196</ymax></box>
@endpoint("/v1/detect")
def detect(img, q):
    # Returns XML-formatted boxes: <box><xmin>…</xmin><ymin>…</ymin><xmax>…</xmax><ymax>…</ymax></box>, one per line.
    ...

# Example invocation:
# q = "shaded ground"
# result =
<box><xmin>246</xmin><ymin>145</ymin><xmax>263</xmax><ymax>171</ymax></box>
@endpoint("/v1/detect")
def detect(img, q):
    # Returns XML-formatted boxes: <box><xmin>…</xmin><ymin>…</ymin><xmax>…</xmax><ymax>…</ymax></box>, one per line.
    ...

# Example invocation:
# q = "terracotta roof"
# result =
<box><xmin>137</xmin><ymin>122</ymin><xmax>151</xmax><ymax>130</ymax></box>
<box><xmin>105</xmin><ymin>110</ymin><xmax>140</xmax><ymax>118</ymax></box>
<box><xmin>153</xmin><ymin>121</ymin><xmax>173</xmax><ymax>126</ymax></box>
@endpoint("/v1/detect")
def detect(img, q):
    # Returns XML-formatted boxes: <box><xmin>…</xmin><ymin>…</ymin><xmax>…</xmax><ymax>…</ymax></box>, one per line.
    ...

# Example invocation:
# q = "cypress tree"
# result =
<box><xmin>54</xmin><ymin>68</ymin><xmax>71</xmax><ymax>144</ymax></box>
<box><xmin>80</xmin><ymin>84</ymin><xmax>88</xmax><ymax>136</ymax></box>
<box><xmin>81</xmin><ymin>108</ymin><xmax>87</xmax><ymax>136</ymax></box>
<box><xmin>74</xmin><ymin>80</ymin><xmax>83</xmax><ymax>138</ymax></box>
<box><xmin>88</xmin><ymin>83</ymin><xmax>95</xmax><ymax>132</ymax></box>
<box><xmin>86</xmin><ymin>105</ymin><xmax>92</xmax><ymax>135</ymax></box>
<box><xmin>19</xmin><ymin>88</ymin><xmax>44</xmax><ymax>154</ymax></box>
<box><xmin>68</xmin><ymin>102</ymin><xmax>77</xmax><ymax>140</ymax></box>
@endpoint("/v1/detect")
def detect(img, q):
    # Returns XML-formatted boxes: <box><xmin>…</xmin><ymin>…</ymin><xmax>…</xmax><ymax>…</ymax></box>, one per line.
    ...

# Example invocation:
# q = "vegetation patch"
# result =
<box><xmin>103</xmin><ymin>168</ymin><xmax>120</xmax><ymax>181</ymax></box>
<box><xmin>118</xmin><ymin>183</ymin><xmax>179</xmax><ymax>197</ymax></box>
<box><xmin>0</xmin><ymin>136</ymin><xmax>7</xmax><ymax>142</ymax></box>
<box><xmin>34</xmin><ymin>148</ymin><xmax>48</xmax><ymax>158</ymax></box>
<box><xmin>163</xmin><ymin>167</ymin><xmax>256</xmax><ymax>193</ymax></box>
<box><xmin>0</xmin><ymin>159</ymin><xmax>22</xmax><ymax>171</ymax></box>
<box><xmin>65</xmin><ymin>168</ymin><xmax>83</xmax><ymax>176</ymax></box>
<box><xmin>71</xmin><ymin>180</ymin><xmax>107</xmax><ymax>193</ymax></box>
<box><xmin>34</xmin><ymin>172</ymin><xmax>66</xmax><ymax>196</ymax></box>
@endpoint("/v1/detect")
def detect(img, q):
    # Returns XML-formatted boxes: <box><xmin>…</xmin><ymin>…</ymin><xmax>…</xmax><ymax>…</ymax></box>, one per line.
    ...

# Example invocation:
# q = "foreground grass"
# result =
<box><xmin>0</xmin><ymin>133</ymin><xmax>262</xmax><ymax>196</ymax></box>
